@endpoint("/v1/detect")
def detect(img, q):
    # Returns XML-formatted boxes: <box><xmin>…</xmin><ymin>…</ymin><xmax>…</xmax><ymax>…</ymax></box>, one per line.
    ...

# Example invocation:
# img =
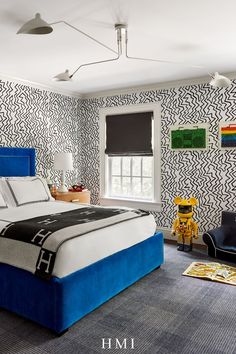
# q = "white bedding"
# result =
<box><xmin>0</xmin><ymin>201</ymin><xmax>156</xmax><ymax>278</ymax></box>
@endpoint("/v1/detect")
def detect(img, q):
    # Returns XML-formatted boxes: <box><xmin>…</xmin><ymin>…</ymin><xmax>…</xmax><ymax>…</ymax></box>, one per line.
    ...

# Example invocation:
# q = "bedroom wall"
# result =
<box><xmin>0</xmin><ymin>79</ymin><xmax>80</xmax><ymax>186</ymax></box>
<box><xmin>80</xmin><ymin>82</ymin><xmax>236</xmax><ymax>234</ymax></box>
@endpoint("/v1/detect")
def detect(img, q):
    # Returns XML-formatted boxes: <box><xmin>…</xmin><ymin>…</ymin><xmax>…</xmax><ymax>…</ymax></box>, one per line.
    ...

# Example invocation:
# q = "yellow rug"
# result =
<box><xmin>183</xmin><ymin>262</ymin><xmax>236</xmax><ymax>286</ymax></box>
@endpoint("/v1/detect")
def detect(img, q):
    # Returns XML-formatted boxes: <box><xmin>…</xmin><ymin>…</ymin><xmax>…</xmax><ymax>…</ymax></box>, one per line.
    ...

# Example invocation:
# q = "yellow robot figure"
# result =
<box><xmin>172</xmin><ymin>196</ymin><xmax>198</xmax><ymax>252</ymax></box>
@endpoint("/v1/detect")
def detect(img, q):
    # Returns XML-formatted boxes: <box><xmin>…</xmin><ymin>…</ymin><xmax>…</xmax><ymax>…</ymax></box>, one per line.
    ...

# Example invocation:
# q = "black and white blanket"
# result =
<box><xmin>0</xmin><ymin>206</ymin><xmax>148</xmax><ymax>279</ymax></box>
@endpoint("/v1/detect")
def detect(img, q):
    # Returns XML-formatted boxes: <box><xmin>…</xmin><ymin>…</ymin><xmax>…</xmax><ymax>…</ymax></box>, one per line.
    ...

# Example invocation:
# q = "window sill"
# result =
<box><xmin>100</xmin><ymin>197</ymin><xmax>162</xmax><ymax>212</ymax></box>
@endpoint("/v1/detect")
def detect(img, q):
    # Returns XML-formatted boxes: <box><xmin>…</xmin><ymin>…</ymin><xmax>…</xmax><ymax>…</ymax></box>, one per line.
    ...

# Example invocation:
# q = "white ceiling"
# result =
<box><xmin>1</xmin><ymin>0</ymin><xmax>236</xmax><ymax>95</ymax></box>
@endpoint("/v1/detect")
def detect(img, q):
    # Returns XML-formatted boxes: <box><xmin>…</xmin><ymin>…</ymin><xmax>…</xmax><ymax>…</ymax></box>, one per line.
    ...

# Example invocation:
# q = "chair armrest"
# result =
<box><xmin>203</xmin><ymin>225</ymin><xmax>236</xmax><ymax>248</ymax></box>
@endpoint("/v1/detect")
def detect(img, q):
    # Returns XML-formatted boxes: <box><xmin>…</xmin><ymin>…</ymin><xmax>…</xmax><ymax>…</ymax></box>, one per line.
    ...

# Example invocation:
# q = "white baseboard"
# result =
<box><xmin>157</xmin><ymin>226</ymin><xmax>205</xmax><ymax>245</ymax></box>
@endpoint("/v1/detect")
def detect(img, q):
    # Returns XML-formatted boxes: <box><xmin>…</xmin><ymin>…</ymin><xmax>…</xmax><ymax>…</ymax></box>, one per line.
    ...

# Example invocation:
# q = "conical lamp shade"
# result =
<box><xmin>210</xmin><ymin>72</ymin><xmax>231</xmax><ymax>88</ymax></box>
<box><xmin>17</xmin><ymin>13</ymin><xmax>53</xmax><ymax>35</ymax></box>
<box><xmin>53</xmin><ymin>70</ymin><xmax>72</xmax><ymax>81</ymax></box>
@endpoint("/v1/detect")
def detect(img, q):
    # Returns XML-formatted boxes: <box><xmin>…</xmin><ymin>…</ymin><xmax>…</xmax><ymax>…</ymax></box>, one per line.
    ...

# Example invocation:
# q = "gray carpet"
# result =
<box><xmin>0</xmin><ymin>243</ymin><xmax>235</xmax><ymax>354</ymax></box>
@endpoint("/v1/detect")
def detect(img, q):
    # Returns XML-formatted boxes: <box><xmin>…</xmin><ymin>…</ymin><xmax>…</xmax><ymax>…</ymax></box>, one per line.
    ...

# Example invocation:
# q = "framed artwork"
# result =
<box><xmin>170</xmin><ymin>124</ymin><xmax>208</xmax><ymax>150</ymax></box>
<box><xmin>219</xmin><ymin>122</ymin><xmax>236</xmax><ymax>149</ymax></box>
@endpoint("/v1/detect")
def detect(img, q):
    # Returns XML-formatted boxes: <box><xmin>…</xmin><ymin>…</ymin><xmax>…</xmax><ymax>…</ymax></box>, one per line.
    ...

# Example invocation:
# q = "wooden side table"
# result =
<box><xmin>52</xmin><ymin>191</ymin><xmax>90</xmax><ymax>204</ymax></box>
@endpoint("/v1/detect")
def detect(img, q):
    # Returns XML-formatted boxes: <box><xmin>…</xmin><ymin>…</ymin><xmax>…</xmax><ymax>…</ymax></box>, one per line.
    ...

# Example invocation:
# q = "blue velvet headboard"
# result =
<box><xmin>0</xmin><ymin>147</ymin><xmax>36</xmax><ymax>177</ymax></box>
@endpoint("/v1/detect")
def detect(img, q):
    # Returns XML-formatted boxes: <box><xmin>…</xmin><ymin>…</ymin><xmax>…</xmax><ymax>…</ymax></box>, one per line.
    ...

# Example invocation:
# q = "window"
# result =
<box><xmin>99</xmin><ymin>103</ymin><xmax>161</xmax><ymax>211</ymax></box>
<box><xmin>109</xmin><ymin>156</ymin><xmax>153</xmax><ymax>200</ymax></box>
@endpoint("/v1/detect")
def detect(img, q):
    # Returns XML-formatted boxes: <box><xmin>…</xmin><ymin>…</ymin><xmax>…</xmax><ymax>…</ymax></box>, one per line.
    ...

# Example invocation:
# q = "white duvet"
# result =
<box><xmin>0</xmin><ymin>201</ymin><xmax>156</xmax><ymax>278</ymax></box>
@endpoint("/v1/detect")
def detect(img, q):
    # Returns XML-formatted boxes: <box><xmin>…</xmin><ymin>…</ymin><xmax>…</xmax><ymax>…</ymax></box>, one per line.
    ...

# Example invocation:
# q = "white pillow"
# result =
<box><xmin>0</xmin><ymin>191</ymin><xmax>7</xmax><ymax>209</ymax></box>
<box><xmin>6</xmin><ymin>177</ymin><xmax>51</xmax><ymax>206</ymax></box>
<box><xmin>0</xmin><ymin>178</ymin><xmax>14</xmax><ymax>208</ymax></box>
<box><xmin>4</xmin><ymin>176</ymin><xmax>54</xmax><ymax>206</ymax></box>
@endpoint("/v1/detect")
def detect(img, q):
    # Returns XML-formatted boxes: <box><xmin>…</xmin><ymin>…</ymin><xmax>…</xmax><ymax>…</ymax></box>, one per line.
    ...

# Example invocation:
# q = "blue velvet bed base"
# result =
<box><xmin>0</xmin><ymin>232</ymin><xmax>163</xmax><ymax>334</ymax></box>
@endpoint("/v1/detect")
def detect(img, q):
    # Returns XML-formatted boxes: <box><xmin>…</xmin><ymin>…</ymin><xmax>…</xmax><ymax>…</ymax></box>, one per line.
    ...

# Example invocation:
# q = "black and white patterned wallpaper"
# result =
<box><xmin>80</xmin><ymin>84</ymin><xmax>236</xmax><ymax>233</ymax></box>
<box><xmin>0</xmin><ymin>79</ymin><xmax>80</xmax><ymax>186</ymax></box>
<box><xmin>1</xmin><ymin>76</ymin><xmax>236</xmax><ymax>234</ymax></box>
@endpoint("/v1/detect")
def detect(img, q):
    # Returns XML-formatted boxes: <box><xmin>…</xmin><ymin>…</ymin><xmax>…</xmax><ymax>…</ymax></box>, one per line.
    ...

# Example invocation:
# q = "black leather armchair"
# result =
<box><xmin>203</xmin><ymin>211</ymin><xmax>236</xmax><ymax>263</ymax></box>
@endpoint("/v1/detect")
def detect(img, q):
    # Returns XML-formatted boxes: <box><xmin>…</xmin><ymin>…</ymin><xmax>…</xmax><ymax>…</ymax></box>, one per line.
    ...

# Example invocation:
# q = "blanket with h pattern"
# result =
<box><xmin>0</xmin><ymin>206</ymin><xmax>148</xmax><ymax>279</ymax></box>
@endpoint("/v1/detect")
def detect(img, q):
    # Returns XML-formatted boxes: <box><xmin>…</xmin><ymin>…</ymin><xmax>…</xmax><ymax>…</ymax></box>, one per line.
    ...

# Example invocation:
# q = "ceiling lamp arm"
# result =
<box><xmin>125</xmin><ymin>36</ymin><xmax>203</xmax><ymax>69</ymax></box>
<box><xmin>50</xmin><ymin>20</ymin><xmax>118</xmax><ymax>55</ymax></box>
<box><xmin>126</xmin><ymin>52</ymin><xmax>204</xmax><ymax>69</ymax></box>
<box><xmin>125</xmin><ymin>36</ymin><xmax>232</xmax><ymax>86</ymax></box>
<box><xmin>70</xmin><ymin>27</ymin><xmax>123</xmax><ymax>77</ymax></box>
<box><xmin>70</xmin><ymin>54</ymin><xmax>120</xmax><ymax>78</ymax></box>
<box><xmin>55</xmin><ymin>24</ymin><xmax>122</xmax><ymax>81</ymax></box>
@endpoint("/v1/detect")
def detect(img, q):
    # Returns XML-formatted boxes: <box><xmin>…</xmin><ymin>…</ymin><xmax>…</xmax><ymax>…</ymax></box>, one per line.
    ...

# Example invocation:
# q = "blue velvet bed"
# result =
<box><xmin>0</xmin><ymin>147</ymin><xmax>164</xmax><ymax>334</ymax></box>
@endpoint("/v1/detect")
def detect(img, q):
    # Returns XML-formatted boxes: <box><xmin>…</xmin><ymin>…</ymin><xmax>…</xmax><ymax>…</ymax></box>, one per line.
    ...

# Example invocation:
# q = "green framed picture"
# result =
<box><xmin>170</xmin><ymin>124</ymin><xmax>208</xmax><ymax>150</ymax></box>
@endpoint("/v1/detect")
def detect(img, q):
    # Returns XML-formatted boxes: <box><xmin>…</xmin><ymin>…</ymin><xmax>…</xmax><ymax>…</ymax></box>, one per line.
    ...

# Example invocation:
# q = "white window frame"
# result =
<box><xmin>99</xmin><ymin>103</ymin><xmax>161</xmax><ymax>211</ymax></box>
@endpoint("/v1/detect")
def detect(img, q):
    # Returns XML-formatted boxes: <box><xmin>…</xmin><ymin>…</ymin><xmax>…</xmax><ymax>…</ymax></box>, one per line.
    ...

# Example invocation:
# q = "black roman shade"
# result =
<box><xmin>105</xmin><ymin>112</ymin><xmax>153</xmax><ymax>156</ymax></box>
